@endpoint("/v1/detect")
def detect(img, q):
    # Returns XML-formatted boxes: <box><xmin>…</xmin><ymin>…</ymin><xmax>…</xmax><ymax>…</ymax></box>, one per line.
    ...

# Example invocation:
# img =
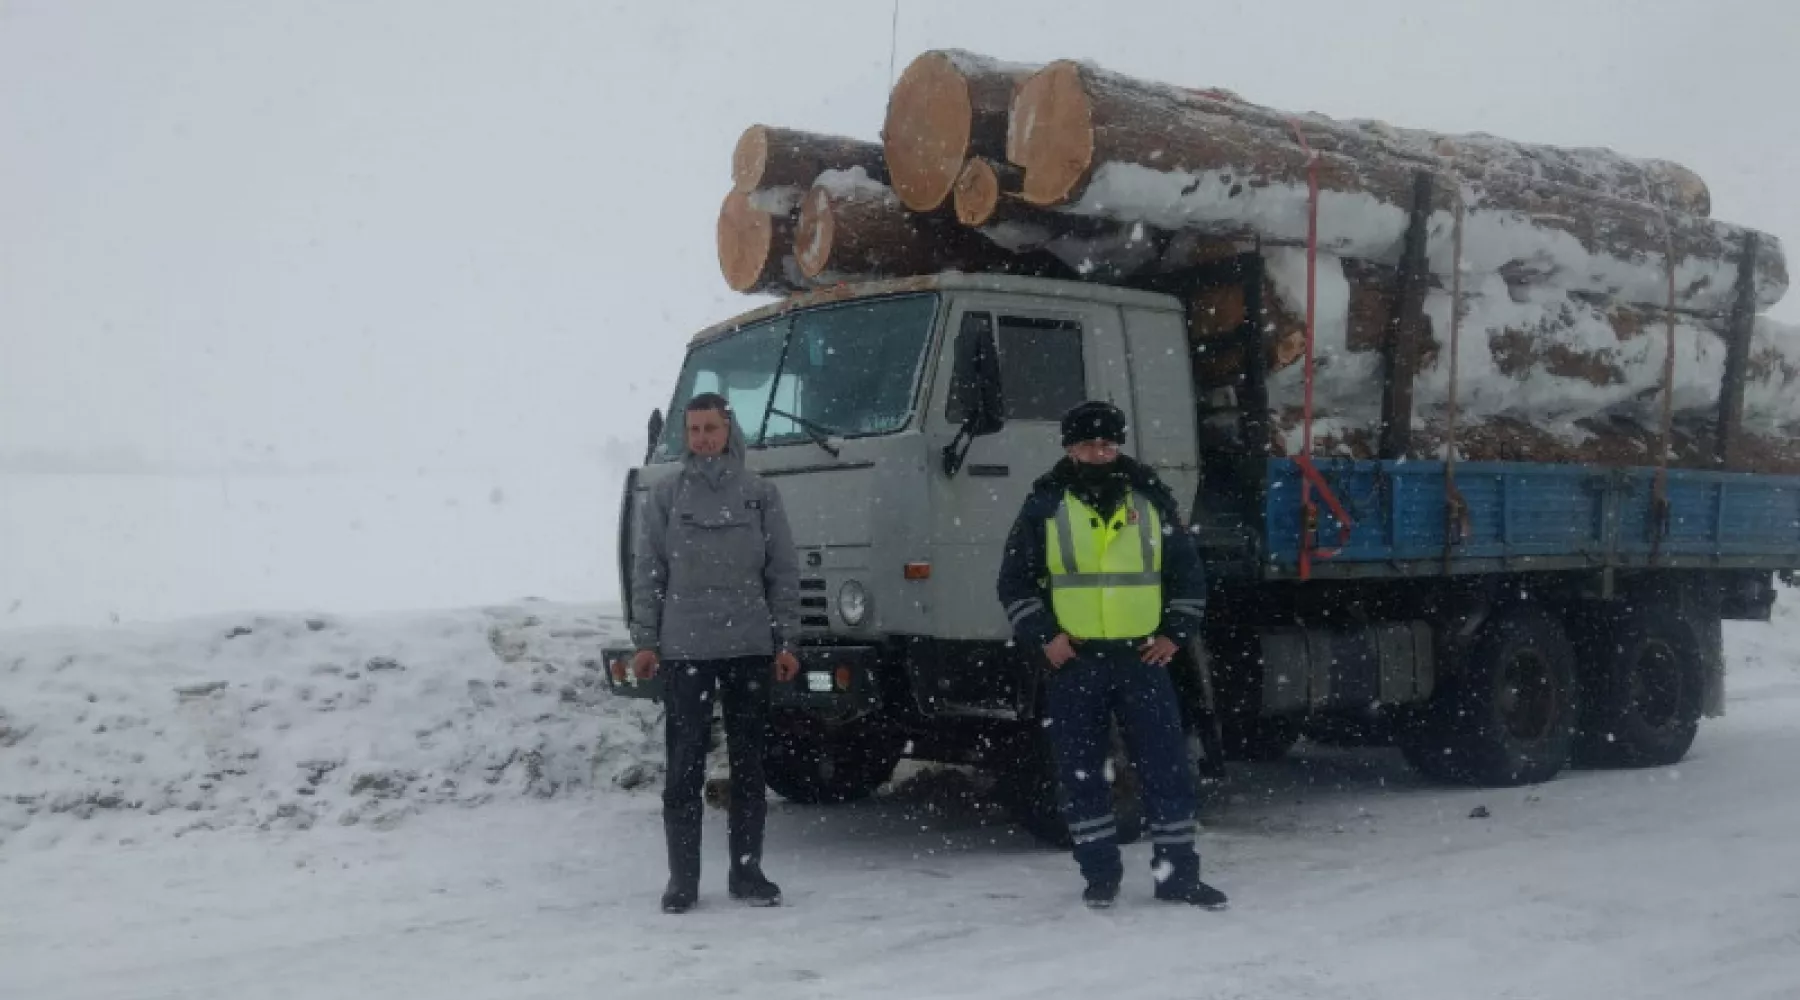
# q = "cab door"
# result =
<box><xmin>923</xmin><ymin>293</ymin><xmax>1127</xmax><ymax>641</ymax></box>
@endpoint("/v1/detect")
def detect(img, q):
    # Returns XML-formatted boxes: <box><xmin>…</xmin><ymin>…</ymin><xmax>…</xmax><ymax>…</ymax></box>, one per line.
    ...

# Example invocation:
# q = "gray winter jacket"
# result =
<box><xmin>629</xmin><ymin>417</ymin><xmax>801</xmax><ymax>661</ymax></box>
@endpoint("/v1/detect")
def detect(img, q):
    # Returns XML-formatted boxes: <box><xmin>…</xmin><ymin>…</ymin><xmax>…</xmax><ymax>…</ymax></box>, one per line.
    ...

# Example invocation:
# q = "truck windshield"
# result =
<box><xmin>653</xmin><ymin>293</ymin><xmax>938</xmax><ymax>461</ymax></box>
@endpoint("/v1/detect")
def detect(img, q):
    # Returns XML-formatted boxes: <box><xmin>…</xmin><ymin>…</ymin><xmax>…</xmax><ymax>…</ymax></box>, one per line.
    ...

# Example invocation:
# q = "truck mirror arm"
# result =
<box><xmin>942</xmin><ymin>409</ymin><xmax>1000</xmax><ymax>476</ymax></box>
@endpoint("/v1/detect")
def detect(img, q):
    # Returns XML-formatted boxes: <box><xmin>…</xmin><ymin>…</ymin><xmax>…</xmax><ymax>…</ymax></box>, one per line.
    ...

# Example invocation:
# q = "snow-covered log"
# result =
<box><xmin>1004</xmin><ymin>60</ymin><xmax>1785</xmax><ymax>315</ymax></box>
<box><xmin>1027</xmin><ymin>71</ymin><xmax>1713</xmax><ymax>217</ymax></box>
<box><xmin>1186</xmin><ymin>266</ymin><xmax>1393</xmax><ymax>388</ymax></box>
<box><xmin>1232</xmin><ymin>249</ymin><xmax>1800</xmax><ymax>472</ymax></box>
<box><xmin>793</xmin><ymin>169</ymin><xmax>1068</xmax><ymax>281</ymax></box>
<box><xmin>883</xmin><ymin>51</ymin><xmax>1038</xmax><ymax>213</ymax></box>
<box><xmin>1403</xmin><ymin>129</ymin><xmax>1710</xmax><ymax>218</ymax></box>
<box><xmin>731</xmin><ymin>126</ymin><xmax>886</xmax><ymax>195</ymax></box>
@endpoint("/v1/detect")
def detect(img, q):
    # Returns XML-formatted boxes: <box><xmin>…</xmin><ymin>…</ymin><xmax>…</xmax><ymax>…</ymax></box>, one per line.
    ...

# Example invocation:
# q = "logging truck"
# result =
<box><xmin>605</xmin><ymin>48</ymin><xmax>1797</xmax><ymax>842</ymax></box>
<box><xmin>604</xmin><ymin>268</ymin><xmax>1800</xmax><ymax>844</ymax></box>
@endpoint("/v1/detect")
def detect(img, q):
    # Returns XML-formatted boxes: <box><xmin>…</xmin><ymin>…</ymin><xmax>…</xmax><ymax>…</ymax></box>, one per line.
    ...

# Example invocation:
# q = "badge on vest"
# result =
<box><xmin>1127</xmin><ymin>507</ymin><xmax>1140</xmax><ymax>525</ymax></box>
<box><xmin>745</xmin><ymin>499</ymin><xmax>762</xmax><ymax>511</ymax></box>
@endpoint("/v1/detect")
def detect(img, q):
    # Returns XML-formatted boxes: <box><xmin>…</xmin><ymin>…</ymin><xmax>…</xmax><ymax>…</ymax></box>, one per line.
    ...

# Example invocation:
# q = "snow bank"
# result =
<box><xmin>0</xmin><ymin>603</ymin><xmax>661</xmax><ymax>843</ymax></box>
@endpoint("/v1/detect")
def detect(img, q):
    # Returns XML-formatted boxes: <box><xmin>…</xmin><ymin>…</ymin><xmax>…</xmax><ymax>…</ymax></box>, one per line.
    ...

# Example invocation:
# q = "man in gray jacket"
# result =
<box><xmin>629</xmin><ymin>392</ymin><xmax>801</xmax><ymax>913</ymax></box>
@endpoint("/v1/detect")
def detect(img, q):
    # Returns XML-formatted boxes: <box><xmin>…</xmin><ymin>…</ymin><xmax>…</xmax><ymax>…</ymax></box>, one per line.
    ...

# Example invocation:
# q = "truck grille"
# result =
<box><xmin>799</xmin><ymin>577</ymin><xmax>830</xmax><ymax>628</ymax></box>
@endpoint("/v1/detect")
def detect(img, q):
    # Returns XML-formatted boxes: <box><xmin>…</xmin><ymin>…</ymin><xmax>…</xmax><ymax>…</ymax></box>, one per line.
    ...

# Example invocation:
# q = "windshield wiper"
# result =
<box><xmin>766</xmin><ymin>407</ymin><xmax>842</xmax><ymax>458</ymax></box>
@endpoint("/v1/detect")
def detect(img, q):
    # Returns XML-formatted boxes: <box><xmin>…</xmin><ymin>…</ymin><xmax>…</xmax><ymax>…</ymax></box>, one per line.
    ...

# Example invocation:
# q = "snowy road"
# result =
<box><xmin>5</xmin><ymin>618</ymin><xmax>1800</xmax><ymax>999</ymax></box>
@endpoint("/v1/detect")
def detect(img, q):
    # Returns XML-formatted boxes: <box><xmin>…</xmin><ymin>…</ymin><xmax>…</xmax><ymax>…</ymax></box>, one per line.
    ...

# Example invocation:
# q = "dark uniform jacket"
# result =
<box><xmin>995</xmin><ymin>455</ymin><xmax>1208</xmax><ymax>650</ymax></box>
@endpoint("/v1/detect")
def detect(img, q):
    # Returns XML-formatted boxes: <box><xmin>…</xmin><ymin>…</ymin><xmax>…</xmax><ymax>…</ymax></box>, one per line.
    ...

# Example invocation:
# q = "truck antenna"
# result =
<box><xmin>887</xmin><ymin>1</ymin><xmax>901</xmax><ymax>89</ymax></box>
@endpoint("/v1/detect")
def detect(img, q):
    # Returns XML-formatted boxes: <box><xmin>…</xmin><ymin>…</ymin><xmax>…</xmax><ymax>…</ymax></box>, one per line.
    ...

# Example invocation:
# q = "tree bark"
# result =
<box><xmin>1421</xmin><ymin>131</ymin><xmax>1709</xmax><ymax>217</ymax></box>
<box><xmin>952</xmin><ymin>156</ymin><xmax>1171</xmax><ymax>281</ymax></box>
<box><xmin>732</xmin><ymin>126</ymin><xmax>886</xmax><ymax>194</ymax></box>
<box><xmin>1184</xmin><ymin>279</ymin><xmax>1308</xmax><ymax>387</ymax></box>
<box><xmin>1005</xmin><ymin>60</ymin><xmax>1784</xmax><ymax>315</ymax></box>
<box><xmin>793</xmin><ymin>176</ymin><xmax>940</xmax><ymax>280</ymax></box>
<box><xmin>884</xmin><ymin>51</ymin><xmax>1037</xmax><ymax>213</ymax></box>
<box><xmin>793</xmin><ymin>172</ymin><xmax>1071</xmax><ymax>281</ymax></box>
<box><xmin>1140</xmin><ymin>82</ymin><xmax>1711</xmax><ymax>217</ymax></box>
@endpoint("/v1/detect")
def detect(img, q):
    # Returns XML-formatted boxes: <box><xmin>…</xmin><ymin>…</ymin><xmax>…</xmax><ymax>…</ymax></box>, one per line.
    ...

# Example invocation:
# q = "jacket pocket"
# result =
<box><xmin>671</xmin><ymin>515</ymin><xmax>761</xmax><ymax>568</ymax></box>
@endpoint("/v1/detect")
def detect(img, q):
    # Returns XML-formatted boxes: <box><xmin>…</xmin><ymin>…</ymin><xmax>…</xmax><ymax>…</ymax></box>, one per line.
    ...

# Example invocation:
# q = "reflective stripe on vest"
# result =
<box><xmin>1045</xmin><ymin>489</ymin><xmax>1163</xmax><ymax>639</ymax></box>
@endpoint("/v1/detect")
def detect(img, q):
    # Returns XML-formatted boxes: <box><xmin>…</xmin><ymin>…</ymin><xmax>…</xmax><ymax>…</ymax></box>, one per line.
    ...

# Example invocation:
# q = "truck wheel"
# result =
<box><xmin>762</xmin><ymin>714</ymin><xmax>902</xmax><ymax>805</ymax></box>
<box><xmin>1576</xmin><ymin>610</ymin><xmax>1702</xmax><ymax>768</ymax></box>
<box><xmin>1222</xmin><ymin>717</ymin><xmax>1302</xmax><ymax>762</ymax></box>
<box><xmin>1398</xmin><ymin>606</ymin><xmax>1578</xmax><ymax>786</ymax></box>
<box><xmin>998</xmin><ymin>723</ymin><xmax>1143</xmax><ymax>848</ymax></box>
<box><xmin>1305</xmin><ymin>711</ymin><xmax>1395</xmax><ymax>748</ymax></box>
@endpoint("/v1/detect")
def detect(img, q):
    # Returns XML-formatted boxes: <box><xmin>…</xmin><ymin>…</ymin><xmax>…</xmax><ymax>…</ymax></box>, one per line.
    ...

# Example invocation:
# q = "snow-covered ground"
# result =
<box><xmin>4</xmin><ymin>597</ymin><xmax>1800</xmax><ymax>999</ymax></box>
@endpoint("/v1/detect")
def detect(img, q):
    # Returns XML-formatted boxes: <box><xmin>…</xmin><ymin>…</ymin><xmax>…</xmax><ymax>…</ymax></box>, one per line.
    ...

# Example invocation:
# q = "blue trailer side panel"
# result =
<box><xmin>1260</xmin><ymin>459</ymin><xmax>1800</xmax><ymax>578</ymax></box>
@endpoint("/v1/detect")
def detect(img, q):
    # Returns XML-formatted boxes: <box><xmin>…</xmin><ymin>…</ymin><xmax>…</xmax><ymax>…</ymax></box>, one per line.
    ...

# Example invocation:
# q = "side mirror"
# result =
<box><xmin>645</xmin><ymin>408</ymin><xmax>665</xmax><ymax>464</ymax></box>
<box><xmin>950</xmin><ymin>314</ymin><xmax>1005</xmax><ymax>435</ymax></box>
<box><xmin>943</xmin><ymin>313</ymin><xmax>1005</xmax><ymax>475</ymax></box>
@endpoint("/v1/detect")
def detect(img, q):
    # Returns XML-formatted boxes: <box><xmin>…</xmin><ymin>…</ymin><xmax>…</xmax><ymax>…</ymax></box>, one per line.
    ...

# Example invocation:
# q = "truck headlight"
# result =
<box><xmin>837</xmin><ymin>580</ymin><xmax>869</xmax><ymax>626</ymax></box>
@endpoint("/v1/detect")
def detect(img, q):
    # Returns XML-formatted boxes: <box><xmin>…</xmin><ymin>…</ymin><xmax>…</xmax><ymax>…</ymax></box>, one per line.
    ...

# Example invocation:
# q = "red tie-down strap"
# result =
<box><xmin>1293</xmin><ymin>453</ymin><xmax>1356</xmax><ymax>581</ymax></box>
<box><xmin>1279</xmin><ymin>114</ymin><xmax>1349</xmax><ymax>583</ymax></box>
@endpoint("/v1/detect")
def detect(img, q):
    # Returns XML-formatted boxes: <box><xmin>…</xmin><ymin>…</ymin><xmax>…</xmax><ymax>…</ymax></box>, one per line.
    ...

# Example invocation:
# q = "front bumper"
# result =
<box><xmin>601</xmin><ymin>644</ymin><xmax>882</xmax><ymax>715</ymax></box>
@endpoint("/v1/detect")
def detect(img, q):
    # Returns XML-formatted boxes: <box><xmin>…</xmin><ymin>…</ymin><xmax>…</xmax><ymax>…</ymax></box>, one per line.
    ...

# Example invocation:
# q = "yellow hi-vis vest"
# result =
<box><xmin>1045</xmin><ymin>489</ymin><xmax>1164</xmax><ymax>640</ymax></box>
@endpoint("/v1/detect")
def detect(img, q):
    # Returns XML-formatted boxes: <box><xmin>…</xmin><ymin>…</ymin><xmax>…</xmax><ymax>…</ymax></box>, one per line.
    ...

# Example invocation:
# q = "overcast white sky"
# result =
<box><xmin>4</xmin><ymin>0</ymin><xmax>1797</xmax><ymax>472</ymax></box>
<box><xmin>2</xmin><ymin>0</ymin><xmax>1796</xmax><ymax>623</ymax></box>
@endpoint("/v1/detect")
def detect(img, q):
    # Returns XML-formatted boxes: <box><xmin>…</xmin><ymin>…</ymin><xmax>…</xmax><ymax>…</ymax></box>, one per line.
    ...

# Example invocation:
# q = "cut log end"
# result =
<box><xmin>1007</xmin><ymin>60</ymin><xmax>1094</xmax><ymax>207</ymax></box>
<box><xmin>731</xmin><ymin>125</ymin><xmax>772</xmax><ymax>194</ymax></box>
<box><xmin>954</xmin><ymin>158</ymin><xmax>1001</xmax><ymax>226</ymax></box>
<box><xmin>793</xmin><ymin>187</ymin><xmax>837</xmax><ymax>279</ymax></box>
<box><xmin>885</xmin><ymin>52</ymin><xmax>975</xmax><ymax>213</ymax></box>
<box><xmin>717</xmin><ymin>191</ymin><xmax>781</xmax><ymax>293</ymax></box>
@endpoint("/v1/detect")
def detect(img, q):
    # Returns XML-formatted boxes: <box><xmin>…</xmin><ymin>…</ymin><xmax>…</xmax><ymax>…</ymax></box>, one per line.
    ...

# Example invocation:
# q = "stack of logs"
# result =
<box><xmin>713</xmin><ymin>50</ymin><xmax>1796</xmax><ymax>471</ymax></box>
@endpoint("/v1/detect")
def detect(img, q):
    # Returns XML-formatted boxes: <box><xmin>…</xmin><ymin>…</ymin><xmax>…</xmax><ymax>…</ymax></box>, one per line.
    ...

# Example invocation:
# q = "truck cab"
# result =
<box><xmin>609</xmin><ymin>274</ymin><xmax>1213</xmax><ymax>828</ymax></box>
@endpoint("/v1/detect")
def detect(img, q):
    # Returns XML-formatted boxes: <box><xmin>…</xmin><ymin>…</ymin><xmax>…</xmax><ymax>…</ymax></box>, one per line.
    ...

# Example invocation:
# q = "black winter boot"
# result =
<box><xmin>727</xmin><ymin>863</ymin><xmax>782</xmax><ymax>906</ymax></box>
<box><xmin>661</xmin><ymin>879</ymin><xmax>698</xmax><ymax>914</ymax></box>
<box><xmin>662</xmin><ymin>814</ymin><xmax>702</xmax><ymax>914</ymax></box>
<box><xmin>1082</xmin><ymin>878</ymin><xmax>1121</xmax><ymax>910</ymax></box>
<box><xmin>1157</xmin><ymin>880</ymin><xmax>1229</xmax><ymax>910</ymax></box>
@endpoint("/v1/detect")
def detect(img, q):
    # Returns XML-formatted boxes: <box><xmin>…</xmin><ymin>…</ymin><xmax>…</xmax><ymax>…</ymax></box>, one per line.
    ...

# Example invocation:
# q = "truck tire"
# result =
<box><xmin>1305</xmin><ymin>711</ymin><xmax>1395</xmax><ymax>748</ymax></box>
<box><xmin>1398</xmin><ymin>606</ymin><xmax>1579</xmax><ymax>786</ymax></box>
<box><xmin>1575</xmin><ymin>609</ymin><xmax>1702</xmax><ymax>768</ymax></box>
<box><xmin>998</xmin><ymin>723</ymin><xmax>1143</xmax><ymax>848</ymax></box>
<box><xmin>1222</xmin><ymin>717</ymin><xmax>1302</xmax><ymax>761</ymax></box>
<box><xmin>762</xmin><ymin>714</ymin><xmax>902</xmax><ymax>805</ymax></box>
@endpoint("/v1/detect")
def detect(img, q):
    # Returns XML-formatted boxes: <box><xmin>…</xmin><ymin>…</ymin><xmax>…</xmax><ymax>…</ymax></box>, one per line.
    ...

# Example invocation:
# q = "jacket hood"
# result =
<box><xmin>681</xmin><ymin>409</ymin><xmax>749</xmax><ymax>476</ymax></box>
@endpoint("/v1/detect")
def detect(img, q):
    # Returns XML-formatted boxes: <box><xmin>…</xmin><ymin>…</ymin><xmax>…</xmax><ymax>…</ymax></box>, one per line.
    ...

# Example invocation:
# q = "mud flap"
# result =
<box><xmin>1176</xmin><ymin>639</ymin><xmax>1228</xmax><ymax>780</ymax></box>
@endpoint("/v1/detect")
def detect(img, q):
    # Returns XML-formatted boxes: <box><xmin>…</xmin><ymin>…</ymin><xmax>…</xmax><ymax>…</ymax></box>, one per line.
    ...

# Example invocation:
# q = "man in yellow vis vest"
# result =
<box><xmin>996</xmin><ymin>401</ymin><xmax>1227</xmax><ymax>910</ymax></box>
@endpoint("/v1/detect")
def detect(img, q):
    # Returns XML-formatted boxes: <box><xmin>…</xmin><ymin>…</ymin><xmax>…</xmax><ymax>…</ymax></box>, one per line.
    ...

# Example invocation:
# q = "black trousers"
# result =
<box><xmin>662</xmin><ymin>656</ymin><xmax>772</xmax><ymax>878</ymax></box>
